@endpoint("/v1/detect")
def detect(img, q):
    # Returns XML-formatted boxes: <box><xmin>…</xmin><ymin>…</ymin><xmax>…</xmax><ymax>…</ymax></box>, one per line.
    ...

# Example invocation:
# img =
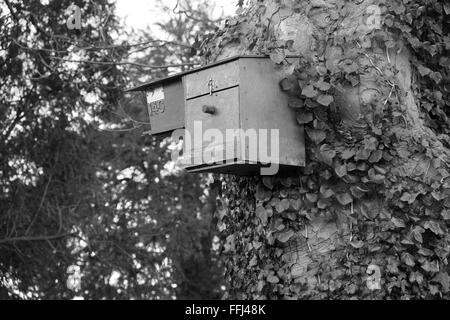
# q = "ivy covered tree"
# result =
<box><xmin>201</xmin><ymin>0</ymin><xmax>450</xmax><ymax>299</ymax></box>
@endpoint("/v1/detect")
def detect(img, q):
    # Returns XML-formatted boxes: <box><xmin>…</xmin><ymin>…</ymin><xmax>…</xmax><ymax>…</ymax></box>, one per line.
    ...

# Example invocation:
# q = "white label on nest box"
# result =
<box><xmin>146</xmin><ymin>86</ymin><xmax>164</xmax><ymax>104</ymax></box>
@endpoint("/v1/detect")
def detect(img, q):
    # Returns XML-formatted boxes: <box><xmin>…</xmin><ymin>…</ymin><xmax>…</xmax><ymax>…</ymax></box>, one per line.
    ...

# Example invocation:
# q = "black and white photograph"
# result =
<box><xmin>0</xmin><ymin>0</ymin><xmax>449</xmax><ymax>308</ymax></box>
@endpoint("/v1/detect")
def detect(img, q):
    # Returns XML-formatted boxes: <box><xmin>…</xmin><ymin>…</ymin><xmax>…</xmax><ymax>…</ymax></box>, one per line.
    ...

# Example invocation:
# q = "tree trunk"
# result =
<box><xmin>203</xmin><ymin>0</ymin><xmax>450</xmax><ymax>299</ymax></box>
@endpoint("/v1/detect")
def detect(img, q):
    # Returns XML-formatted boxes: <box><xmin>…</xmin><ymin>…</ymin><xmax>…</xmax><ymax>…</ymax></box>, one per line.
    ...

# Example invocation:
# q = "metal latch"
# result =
<box><xmin>208</xmin><ymin>77</ymin><xmax>214</xmax><ymax>95</ymax></box>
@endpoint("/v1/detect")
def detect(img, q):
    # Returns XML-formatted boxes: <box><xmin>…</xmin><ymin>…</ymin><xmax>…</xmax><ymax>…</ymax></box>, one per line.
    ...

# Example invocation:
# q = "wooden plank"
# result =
<box><xmin>239</xmin><ymin>58</ymin><xmax>305</xmax><ymax>167</ymax></box>
<box><xmin>145</xmin><ymin>80</ymin><xmax>185</xmax><ymax>135</ymax></box>
<box><xmin>185</xmin><ymin>60</ymin><xmax>240</xmax><ymax>99</ymax></box>
<box><xmin>184</xmin><ymin>87</ymin><xmax>241</xmax><ymax>165</ymax></box>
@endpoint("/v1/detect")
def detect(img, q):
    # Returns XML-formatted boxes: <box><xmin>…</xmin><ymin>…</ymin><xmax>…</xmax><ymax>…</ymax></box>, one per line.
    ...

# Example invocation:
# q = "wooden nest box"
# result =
<box><xmin>127</xmin><ymin>56</ymin><xmax>305</xmax><ymax>176</ymax></box>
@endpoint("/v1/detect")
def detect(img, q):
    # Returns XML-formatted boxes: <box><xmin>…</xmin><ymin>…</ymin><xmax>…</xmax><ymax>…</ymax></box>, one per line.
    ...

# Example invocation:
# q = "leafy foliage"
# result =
<box><xmin>0</xmin><ymin>0</ymin><xmax>224</xmax><ymax>299</ymax></box>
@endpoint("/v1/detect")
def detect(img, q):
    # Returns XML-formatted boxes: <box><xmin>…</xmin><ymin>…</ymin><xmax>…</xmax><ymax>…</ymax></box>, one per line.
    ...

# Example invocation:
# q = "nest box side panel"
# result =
<box><xmin>239</xmin><ymin>58</ymin><xmax>305</xmax><ymax>167</ymax></box>
<box><xmin>145</xmin><ymin>80</ymin><xmax>185</xmax><ymax>135</ymax></box>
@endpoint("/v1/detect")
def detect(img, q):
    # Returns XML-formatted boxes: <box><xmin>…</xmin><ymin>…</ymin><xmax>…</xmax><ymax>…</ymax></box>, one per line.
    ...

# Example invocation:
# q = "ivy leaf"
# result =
<box><xmin>335</xmin><ymin>164</ymin><xmax>347</xmax><ymax>178</ymax></box>
<box><xmin>216</xmin><ymin>206</ymin><xmax>227</xmax><ymax>220</ymax></box>
<box><xmin>279</xmin><ymin>76</ymin><xmax>299</xmax><ymax>92</ymax></box>
<box><xmin>296</xmin><ymin>110</ymin><xmax>313</xmax><ymax>124</ymax></box>
<box><xmin>256</xmin><ymin>280</ymin><xmax>265</xmax><ymax>292</ymax></box>
<box><xmin>317</xmin><ymin>199</ymin><xmax>328</xmax><ymax>209</ymax></box>
<box><xmin>418</xmin><ymin>248</ymin><xmax>433</xmax><ymax>257</ymax></box>
<box><xmin>401</xmin><ymin>252</ymin><xmax>415</xmax><ymax>267</ymax></box>
<box><xmin>320</xmin><ymin>185</ymin><xmax>334</xmax><ymax>198</ymax></box>
<box><xmin>318</xmin><ymin>144</ymin><xmax>336</xmax><ymax>166</ymax></box>
<box><xmin>368</xmin><ymin>150</ymin><xmax>383</xmax><ymax>163</ymax></box>
<box><xmin>274</xmin><ymin>218</ymin><xmax>285</xmax><ymax>231</ymax></box>
<box><xmin>341</xmin><ymin>60</ymin><xmax>358</xmax><ymax>74</ymax></box>
<box><xmin>317</xmin><ymin>94</ymin><xmax>334</xmax><ymax>106</ymax></box>
<box><xmin>255</xmin><ymin>183</ymin><xmax>271</xmax><ymax>202</ymax></box>
<box><xmin>417</xmin><ymin>65</ymin><xmax>432</xmax><ymax>76</ymax></box>
<box><xmin>386</xmin><ymin>257</ymin><xmax>400</xmax><ymax>274</ymax></box>
<box><xmin>408</xmin><ymin>36</ymin><xmax>421</xmax><ymax>48</ymax></box>
<box><xmin>270</xmin><ymin>50</ymin><xmax>286</xmax><ymax>64</ymax></box>
<box><xmin>391</xmin><ymin>217</ymin><xmax>406</xmax><ymax>228</ymax></box>
<box><xmin>355</xmin><ymin>148</ymin><xmax>371</xmax><ymax>161</ymax></box>
<box><xmin>276</xmin><ymin>199</ymin><xmax>290</xmax><ymax>213</ymax></box>
<box><xmin>305</xmin><ymin>99</ymin><xmax>321</xmax><ymax>108</ymax></box>
<box><xmin>253</xmin><ymin>241</ymin><xmax>262</xmax><ymax>250</ymax></box>
<box><xmin>445</xmin><ymin>4</ymin><xmax>450</xmax><ymax>15</ymax></box>
<box><xmin>267</xmin><ymin>275</ymin><xmax>279</xmax><ymax>284</ymax></box>
<box><xmin>421</xmin><ymin>260</ymin><xmax>439</xmax><ymax>273</ymax></box>
<box><xmin>280</xmin><ymin>177</ymin><xmax>293</xmax><ymax>188</ymax></box>
<box><xmin>350</xmin><ymin>240</ymin><xmax>364</xmax><ymax>248</ymax></box>
<box><xmin>347</xmin><ymin>163</ymin><xmax>357</xmax><ymax>172</ymax></box>
<box><xmin>262</xmin><ymin>177</ymin><xmax>274</xmax><ymax>190</ymax></box>
<box><xmin>431</xmin><ymin>191</ymin><xmax>446</xmax><ymax>201</ymax></box>
<box><xmin>318</xmin><ymin>222</ymin><xmax>338</xmax><ymax>239</ymax></box>
<box><xmin>256</xmin><ymin>205</ymin><xmax>268</xmax><ymax>225</ymax></box>
<box><xmin>224</xmin><ymin>235</ymin><xmax>236</xmax><ymax>253</ymax></box>
<box><xmin>409</xmin><ymin>271</ymin><xmax>424</xmax><ymax>285</ymax></box>
<box><xmin>400</xmin><ymin>192</ymin><xmax>418</xmax><ymax>204</ymax></box>
<box><xmin>306</xmin><ymin>127</ymin><xmax>326</xmax><ymax>144</ymax></box>
<box><xmin>373</xmin><ymin>165</ymin><xmax>387</xmax><ymax>175</ymax></box>
<box><xmin>432</xmin><ymin>272</ymin><xmax>450</xmax><ymax>293</ymax></box>
<box><xmin>412</xmin><ymin>226</ymin><xmax>424</xmax><ymax>243</ymax></box>
<box><xmin>301</xmin><ymin>85</ymin><xmax>318</xmax><ymax>98</ymax></box>
<box><xmin>320</xmin><ymin>169</ymin><xmax>332</xmax><ymax>181</ymax></box>
<box><xmin>384</xmin><ymin>17</ymin><xmax>394</xmax><ymax>27</ymax></box>
<box><xmin>429</xmin><ymin>285</ymin><xmax>440</xmax><ymax>296</ymax></box>
<box><xmin>288</xmin><ymin>97</ymin><xmax>304</xmax><ymax>109</ymax></box>
<box><xmin>217</xmin><ymin>221</ymin><xmax>227</xmax><ymax>232</ymax></box>
<box><xmin>430</xmin><ymin>71</ymin><xmax>443</xmax><ymax>84</ymax></box>
<box><xmin>350</xmin><ymin>185</ymin><xmax>366</xmax><ymax>199</ymax></box>
<box><xmin>316</xmin><ymin>65</ymin><xmax>328</xmax><ymax>76</ymax></box>
<box><xmin>314</xmin><ymin>79</ymin><xmax>331</xmax><ymax>91</ymax></box>
<box><xmin>336</xmin><ymin>193</ymin><xmax>352</xmax><ymax>205</ymax></box>
<box><xmin>360</xmin><ymin>36</ymin><xmax>372</xmax><ymax>49</ymax></box>
<box><xmin>290</xmin><ymin>198</ymin><xmax>302</xmax><ymax>210</ymax></box>
<box><xmin>441</xmin><ymin>210</ymin><xmax>450</xmax><ymax>220</ymax></box>
<box><xmin>341</xmin><ymin>149</ymin><xmax>355</xmax><ymax>160</ymax></box>
<box><xmin>360</xmin><ymin>201</ymin><xmax>379</xmax><ymax>219</ymax></box>
<box><xmin>367</xmin><ymin>168</ymin><xmax>385</xmax><ymax>184</ymax></box>
<box><xmin>423</xmin><ymin>220</ymin><xmax>445</xmax><ymax>236</ymax></box>
<box><xmin>305</xmin><ymin>193</ymin><xmax>318</xmax><ymax>203</ymax></box>
<box><xmin>276</xmin><ymin>230</ymin><xmax>295</xmax><ymax>243</ymax></box>
<box><xmin>249</xmin><ymin>256</ymin><xmax>258</xmax><ymax>267</ymax></box>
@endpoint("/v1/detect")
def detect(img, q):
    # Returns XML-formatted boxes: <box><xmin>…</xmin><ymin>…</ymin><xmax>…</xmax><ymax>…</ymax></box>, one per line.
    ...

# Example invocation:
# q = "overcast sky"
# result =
<box><xmin>115</xmin><ymin>0</ymin><xmax>238</xmax><ymax>32</ymax></box>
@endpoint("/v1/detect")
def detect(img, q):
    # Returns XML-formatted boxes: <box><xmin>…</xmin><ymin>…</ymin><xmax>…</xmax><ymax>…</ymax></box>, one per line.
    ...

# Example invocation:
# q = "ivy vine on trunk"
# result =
<box><xmin>202</xmin><ymin>0</ymin><xmax>450</xmax><ymax>299</ymax></box>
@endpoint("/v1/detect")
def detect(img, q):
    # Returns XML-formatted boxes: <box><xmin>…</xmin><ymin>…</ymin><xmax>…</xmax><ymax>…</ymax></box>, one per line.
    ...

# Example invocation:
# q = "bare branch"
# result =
<box><xmin>98</xmin><ymin>125</ymin><xmax>144</xmax><ymax>132</ymax></box>
<box><xmin>48</xmin><ymin>57</ymin><xmax>198</xmax><ymax>69</ymax></box>
<box><xmin>4</xmin><ymin>0</ymin><xmax>19</xmax><ymax>22</ymax></box>
<box><xmin>25</xmin><ymin>175</ymin><xmax>53</xmax><ymax>236</ymax></box>
<box><xmin>1</xmin><ymin>110</ymin><xmax>25</xmax><ymax>144</ymax></box>
<box><xmin>13</xmin><ymin>39</ymin><xmax>192</xmax><ymax>54</ymax></box>
<box><xmin>0</xmin><ymin>232</ymin><xmax>76</xmax><ymax>245</ymax></box>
